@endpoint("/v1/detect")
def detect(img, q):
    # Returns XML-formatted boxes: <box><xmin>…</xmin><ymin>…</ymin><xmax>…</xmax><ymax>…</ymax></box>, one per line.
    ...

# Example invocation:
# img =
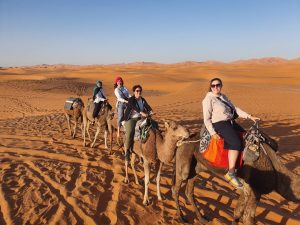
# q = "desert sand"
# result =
<box><xmin>0</xmin><ymin>58</ymin><xmax>299</xmax><ymax>224</ymax></box>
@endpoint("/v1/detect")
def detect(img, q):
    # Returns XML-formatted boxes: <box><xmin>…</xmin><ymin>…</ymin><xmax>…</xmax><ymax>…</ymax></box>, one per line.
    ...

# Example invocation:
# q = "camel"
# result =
<box><xmin>172</xmin><ymin>124</ymin><xmax>300</xmax><ymax>225</ymax></box>
<box><xmin>124</xmin><ymin>119</ymin><xmax>190</xmax><ymax>205</ymax></box>
<box><xmin>82</xmin><ymin>99</ymin><xmax>114</xmax><ymax>154</ymax></box>
<box><xmin>64</xmin><ymin>98</ymin><xmax>84</xmax><ymax>139</ymax></box>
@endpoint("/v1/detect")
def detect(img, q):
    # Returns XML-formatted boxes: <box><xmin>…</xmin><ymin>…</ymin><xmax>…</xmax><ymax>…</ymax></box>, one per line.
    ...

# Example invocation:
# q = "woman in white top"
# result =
<box><xmin>202</xmin><ymin>78</ymin><xmax>260</xmax><ymax>188</ymax></box>
<box><xmin>114</xmin><ymin>76</ymin><xmax>131</xmax><ymax>139</ymax></box>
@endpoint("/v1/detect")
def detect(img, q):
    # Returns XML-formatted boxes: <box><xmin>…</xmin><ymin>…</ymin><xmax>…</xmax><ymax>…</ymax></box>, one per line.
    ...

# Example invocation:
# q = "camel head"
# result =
<box><xmin>73</xmin><ymin>98</ymin><xmax>84</xmax><ymax>110</ymax></box>
<box><xmin>164</xmin><ymin>120</ymin><xmax>190</xmax><ymax>143</ymax></box>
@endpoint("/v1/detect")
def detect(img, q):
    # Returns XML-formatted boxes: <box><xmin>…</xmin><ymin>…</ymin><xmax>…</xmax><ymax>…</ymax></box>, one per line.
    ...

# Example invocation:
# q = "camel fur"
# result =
<box><xmin>82</xmin><ymin>99</ymin><xmax>114</xmax><ymax>154</ymax></box>
<box><xmin>64</xmin><ymin>98</ymin><xmax>84</xmax><ymax>139</ymax></box>
<box><xmin>124</xmin><ymin>120</ymin><xmax>190</xmax><ymax>205</ymax></box>
<box><xmin>172</xmin><ymin>134</ymin><xmax>300</xmax><ymax>225</ymax></box>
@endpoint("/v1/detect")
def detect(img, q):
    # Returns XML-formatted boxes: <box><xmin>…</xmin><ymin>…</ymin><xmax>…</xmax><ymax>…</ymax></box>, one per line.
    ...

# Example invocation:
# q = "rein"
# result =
<box><xmin>176</xmin><ymin>139</ymin><xmax>200</xmax><ymax>147</ymax></box>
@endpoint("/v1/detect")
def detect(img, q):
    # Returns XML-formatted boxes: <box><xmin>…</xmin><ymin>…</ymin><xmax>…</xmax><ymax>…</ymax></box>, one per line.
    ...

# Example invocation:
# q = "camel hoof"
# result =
<box><xmin>177</xmin><ymin>215</ymin><xmax>188</xmax><ymax>223</ymax></box>
<box><xmin>90</xmin><ymin>143</ymin><xmax>94</xmax><ymax>148</ymax></box>
<box><xmin>198</xmin><ymin>216</ymin><xmax>209</xmax><ymax>224</ymax></box>
<box><xmin>124</xmin><ymin>178</ymin><xmax>129</xmax><ymax>184</ymax></box>
<box><xmin>143</xmin><ymin>199</ymin><xmax>150</xmax><ymax>206</ymax></box>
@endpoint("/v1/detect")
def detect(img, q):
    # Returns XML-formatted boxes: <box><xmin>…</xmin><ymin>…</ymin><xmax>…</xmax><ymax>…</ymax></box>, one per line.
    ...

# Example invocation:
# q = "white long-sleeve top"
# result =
<box><xmin>202</xmin><ymin>92</ymin><xmax>250</xmax><ymax>135</ymax></box>
<box><xmin>114</xmin><ymin>86</ymin><xmax>131</xmax><ymax>106</ymax></box>
<box><xmin>94</xmin><ymin>89</ymin><xmax>106</xmax><ymax>103</ymax></box>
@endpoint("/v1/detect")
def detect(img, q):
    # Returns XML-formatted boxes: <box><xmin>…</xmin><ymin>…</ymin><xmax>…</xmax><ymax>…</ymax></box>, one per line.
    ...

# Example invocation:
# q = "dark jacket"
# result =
<box><xmin>123</xmin><ymin>96</ymin><xmax>152</xmax><ymax>121</ymax></box>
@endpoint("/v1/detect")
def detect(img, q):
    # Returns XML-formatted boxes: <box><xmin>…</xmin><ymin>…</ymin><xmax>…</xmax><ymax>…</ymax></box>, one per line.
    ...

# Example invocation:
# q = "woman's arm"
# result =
<box><xmin>202</xmin><ymin>97</ymin><xmax>216</xmax><ymax>136</ymax></box>
<box><xmin>114</xmin><ymin>88</ymin><xmax>127</xmax><ymax>103</ymax></box>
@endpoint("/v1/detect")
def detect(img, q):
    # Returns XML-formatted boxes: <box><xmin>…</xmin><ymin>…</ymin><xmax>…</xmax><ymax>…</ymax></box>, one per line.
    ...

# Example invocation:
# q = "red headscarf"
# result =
<box><xmin>115</xmin><ymin>76</ymin><xmax>123</xmax><ymax>84</ymax></box>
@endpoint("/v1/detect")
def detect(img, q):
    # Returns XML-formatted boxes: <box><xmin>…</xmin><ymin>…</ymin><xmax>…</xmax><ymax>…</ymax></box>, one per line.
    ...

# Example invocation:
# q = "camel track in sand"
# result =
<box><xmin>0</xmin><ymin>112</ymin><xmax>299</xmax><ymax>225</ymax></box>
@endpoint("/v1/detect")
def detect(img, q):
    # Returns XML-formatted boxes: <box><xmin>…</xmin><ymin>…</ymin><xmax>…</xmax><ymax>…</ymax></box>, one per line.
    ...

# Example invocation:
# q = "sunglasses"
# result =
<box><xmin>135</xmin><ymin>89</ymin><xmax>142</xmax><ymax>93</ymax></box>
<box><xmin>211</xmin><ymin>83</ymin><xmax>221</xmax><ymax>88</ymax></box>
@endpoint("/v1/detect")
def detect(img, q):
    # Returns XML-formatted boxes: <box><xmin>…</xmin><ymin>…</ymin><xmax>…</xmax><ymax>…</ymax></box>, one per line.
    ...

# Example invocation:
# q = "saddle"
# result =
<box><xmin>199</xmin><ymin>122</ymin><xmax>278</xmax><ymax>168</ymax></box>
<box><xmin>64</xmin><ymin>97</ymin><xmax>79</xmax><ymax>110</ymax></box>
<box><xmin>133</xmin><ymin>117</ymin><xmax>158</xmax><ymax>143</ymax></box>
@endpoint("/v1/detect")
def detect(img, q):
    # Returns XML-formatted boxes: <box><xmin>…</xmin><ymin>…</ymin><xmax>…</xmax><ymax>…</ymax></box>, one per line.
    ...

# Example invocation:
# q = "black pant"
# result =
<box><xmin>93</xmin><ymin>102</ymin><xmax>102</xmax><ymax>118</ymax></box>
<box><xmin>213</xmin><ymin>120</ymin><xmax>245</xmax><ymax>150</ymax></box>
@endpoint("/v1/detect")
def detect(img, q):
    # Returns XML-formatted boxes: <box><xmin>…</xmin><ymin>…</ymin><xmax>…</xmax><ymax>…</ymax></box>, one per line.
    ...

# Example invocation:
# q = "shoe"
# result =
<box><xmin>224</xmin><ymin>172</ymin><xmax>243</xmax><ymax>189</ymax></box>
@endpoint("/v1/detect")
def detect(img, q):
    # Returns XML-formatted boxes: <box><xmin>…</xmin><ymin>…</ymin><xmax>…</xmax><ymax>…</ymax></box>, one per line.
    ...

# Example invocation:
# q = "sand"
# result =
<box><xmin>0</xmin><ymin>59</ymin><xmax>299</xmax><ymax>224</ymax></box>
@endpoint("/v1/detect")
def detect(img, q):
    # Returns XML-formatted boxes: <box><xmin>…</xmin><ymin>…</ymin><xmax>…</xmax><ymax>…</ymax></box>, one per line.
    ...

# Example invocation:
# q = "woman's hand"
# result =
<box><xmin>249</xmin><ymin>115</ymin><xmax>260</xmax><ymax>122</ymax></box>
<box><xmin>140</xmin><ymin>112</ymin><xmax>148</xmax><ymax>118</ymax></box>
<box><xmin>212</xmin><ymin>134</ymin><xmax>221</xmax><ymax>139</ymax></box>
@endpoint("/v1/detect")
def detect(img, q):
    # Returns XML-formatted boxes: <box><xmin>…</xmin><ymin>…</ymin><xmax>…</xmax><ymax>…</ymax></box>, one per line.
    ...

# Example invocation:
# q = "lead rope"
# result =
<box><xmin>176</xmin><ymin>139</ymin><xmax>201</xmax><ymax>147</ymax></box>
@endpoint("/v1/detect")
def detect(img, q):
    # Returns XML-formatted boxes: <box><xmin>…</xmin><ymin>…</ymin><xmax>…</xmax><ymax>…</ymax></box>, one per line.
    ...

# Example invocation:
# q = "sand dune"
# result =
<box><xmin>0</xmin><ymin>59</ymin><xmax>299</xmax><ymax>224</ymax></box>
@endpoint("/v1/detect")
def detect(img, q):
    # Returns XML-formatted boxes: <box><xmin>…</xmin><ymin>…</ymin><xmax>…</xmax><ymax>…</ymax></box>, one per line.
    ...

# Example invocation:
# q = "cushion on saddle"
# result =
<box><xmin>64</xmin><ymin>97</ymin><xmax>77</xmax><ymax>110</ymax></box>
<box><xmin>202</xmin><ymin>132</ymin><xmax>244</xmax><ymax>169</ymax></box>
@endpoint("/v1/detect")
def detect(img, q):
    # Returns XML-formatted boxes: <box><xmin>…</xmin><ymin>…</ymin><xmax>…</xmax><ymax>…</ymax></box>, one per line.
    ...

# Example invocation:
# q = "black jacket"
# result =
<box><xmin>123</xmin><ymin>96</ymin><xmax>152</xmax><ymax>121</ymax></box>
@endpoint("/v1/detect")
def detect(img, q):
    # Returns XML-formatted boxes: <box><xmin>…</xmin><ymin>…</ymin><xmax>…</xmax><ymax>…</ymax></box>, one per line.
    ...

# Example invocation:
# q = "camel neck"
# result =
<box><xmin>156</xmin><ymin>130</ymin><xmax>177</xmax><ymax>164</ymax></box>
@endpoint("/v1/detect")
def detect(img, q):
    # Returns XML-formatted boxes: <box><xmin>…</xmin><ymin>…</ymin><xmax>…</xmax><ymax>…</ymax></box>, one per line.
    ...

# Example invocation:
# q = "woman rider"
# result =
<box><xmin>202</xmin><ymin>78</ymin><xmax>260</xmax><ymax>188</ymax></box>
<box><xmin>123</xmin><ymin>85</ymin><xmax>153</xmax><ymax>161</ymax></box>
<box><xmin>114</xmin><ymin>76</ymin><xmax>131</xmax><ymax>140</ymax></box>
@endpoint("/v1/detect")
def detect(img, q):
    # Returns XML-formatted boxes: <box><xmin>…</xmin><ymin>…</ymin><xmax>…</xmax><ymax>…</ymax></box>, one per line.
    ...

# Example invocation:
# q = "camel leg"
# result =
<box><xmin>91</xmin><ymin>126</ymin><xmax>100</xmax><ymax>147</ymax></box>
<box><xmin>108</xmin><ymin>121</ymin><xmax>113</xmax><ymax>154</ymax></box>
<box><xmin>65</xmin><ymin>114</ymin><xmax>72</xmax><ymax>137</ymax></box>
<box><xmin>80</xmin><ymin>122</ymin><xmax>84</xmax><ymax>139</ymax></box>
<box><xmin>117</xmin><ymin>126</ymin><xmax>120</xmax><ymax>146</ymax></box>
<box><xmin>185</xmin><ymin>176</ymin><xmax>208</xmax><ymax>224</ymax></box>
<box><xmin>156</xmin><ymin>162</ymin><xmax>163</xmax><ymax>201</ymax></box>
<box><xmin>104</xmin><ymin>130</ymin><xmax>108</xmax><ymax>149</ymax></box>
<box><xmin>240</xmin><ymin>184</ymin><xmax>260</xmax><ymax>225</ymax></box>
<box><xmin>72</xmin><ymin>120</ymin><xmax>77</xmax><ymax>139</ymax></box>
<box><xmin>130</xmin><ymin>153</ymin><xmax>139</xmax><ymax>185</ymax></box>
<box><xmin>232</xmin><ymin>186</ymin><xmax>246</xmax><ymax>225</ymax></box>
<box><xmin>143</xmin><ymin>159</ymin><xmax>150</xmax><ymax>205</ymax></box>
<box><xmin>82</xmin><ymin>116</ymin><xmax>87</xmax><ymax>146</ymax></box>
<box><xmin>172</xmin><ymin>175</ymin><xmax>185</xmax><ymax>221</ymax></box>
<box><xmin>124</xmin><ymin>149</ymin><xmax>130</xmax><ymax>183</ymax></box>
<box><xmin>86</xmin><ymin>121</ymin><xmax>92</xmax><ymax>141</ymax></box>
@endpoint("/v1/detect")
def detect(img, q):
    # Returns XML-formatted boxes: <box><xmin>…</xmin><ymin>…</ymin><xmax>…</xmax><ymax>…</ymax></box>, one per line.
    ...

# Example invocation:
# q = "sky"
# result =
<box><xmin>0</xmin><ymin>0</ymin><xmax>300</xmax><ymax>67</ymax></box>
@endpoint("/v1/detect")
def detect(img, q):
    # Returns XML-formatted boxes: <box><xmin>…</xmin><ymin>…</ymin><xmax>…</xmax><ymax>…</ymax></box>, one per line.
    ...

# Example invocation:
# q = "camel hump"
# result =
<box><xmin>64</xmin><ymin>97</ymin><xmax>78</xmax><ymax>110</ymax></box>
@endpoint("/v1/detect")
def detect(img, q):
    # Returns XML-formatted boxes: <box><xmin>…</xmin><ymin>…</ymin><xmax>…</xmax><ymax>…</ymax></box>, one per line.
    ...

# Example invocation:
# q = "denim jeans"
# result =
<box><xmin>117</xmin><ymin>102</ymin><xmax>126</xmax><ymax>127</ymax></box>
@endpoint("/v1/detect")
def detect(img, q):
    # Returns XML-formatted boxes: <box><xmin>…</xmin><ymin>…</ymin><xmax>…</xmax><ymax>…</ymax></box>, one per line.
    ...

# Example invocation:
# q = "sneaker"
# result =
<box><xmin>224</xmin><ymin>172</ymin><xmax>243</xmax><ymax>189</ymax></box>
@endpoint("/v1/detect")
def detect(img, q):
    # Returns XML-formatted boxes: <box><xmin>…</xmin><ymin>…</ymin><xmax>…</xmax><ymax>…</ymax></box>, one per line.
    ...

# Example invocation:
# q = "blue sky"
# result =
<box><xmin>0</xmin><ymin>0</ymin><xmax>300</xmax><ymax>66</ymax></box>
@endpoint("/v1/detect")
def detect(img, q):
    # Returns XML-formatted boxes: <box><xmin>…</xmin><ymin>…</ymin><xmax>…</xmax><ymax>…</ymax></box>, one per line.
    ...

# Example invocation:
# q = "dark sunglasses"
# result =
<box><xmin>211</xmin><ymin>83</ymin><xmax>221</xmax><ymax>88</ymax></box>
<box><xmin>135</xmin><ymin>89</ymin><xmax>142</xmax><ymax>93</ymax></box>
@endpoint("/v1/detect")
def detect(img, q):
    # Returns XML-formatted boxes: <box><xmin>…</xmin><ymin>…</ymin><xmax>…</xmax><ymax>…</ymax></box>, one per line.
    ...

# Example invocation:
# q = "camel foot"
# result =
<box><xmin>143</xmin><ymin>199</ymin><xmax>150</xmax><ymax>206</ymax></box>
<box><xmin>177</xmin><ymin>215</ymin><xmax>188</xmax><ymax>223</ymax></box>
<box><xmin>198</xmin><ymin>215</ymin><xmax>209</xmax><ymax>224</ymax></box>
<box><xmin>90</xmin><ymin>143</ymin><xmax>94</xmax><ymax>148</ymax></box>
<box><xmin>124</xmin><ymin>178</ymin><xmax>129</xmax><ymax>184</ymax></box>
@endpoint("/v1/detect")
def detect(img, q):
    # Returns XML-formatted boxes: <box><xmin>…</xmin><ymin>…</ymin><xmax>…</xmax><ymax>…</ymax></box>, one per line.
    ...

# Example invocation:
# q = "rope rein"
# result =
<box><xmin>176</xmin><ymin>139</ymin><xmax>200</xmax><ymax>147</ymax></box>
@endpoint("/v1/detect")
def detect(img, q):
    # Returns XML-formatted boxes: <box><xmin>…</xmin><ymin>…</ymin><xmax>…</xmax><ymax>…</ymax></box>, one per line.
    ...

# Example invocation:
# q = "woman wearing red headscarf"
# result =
<box><xmin>114</xmin><ymin>76</ymin><xmax>131</xmax><ymax>140</ymax></box>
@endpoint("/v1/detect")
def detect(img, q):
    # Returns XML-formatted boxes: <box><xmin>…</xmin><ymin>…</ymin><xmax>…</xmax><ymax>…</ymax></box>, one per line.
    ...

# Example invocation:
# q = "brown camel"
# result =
<box><xmin>172</xmin><ymin>125</ymin><xmax>300</xmax><ymax>225</ymax></box>
<box><xmin>64</xmin><ymin>98</ymin><xmax>84</xmax><ymax>139</ymax></box>
<box><xmin>125</xmin><ymin>119</ymin><xmax>190</xmax><ymax>205</ymax></box>
<box><xmin>82</xmin><ymin>99</ymin><xmax>114</xmax><ymax>154</ymax></box>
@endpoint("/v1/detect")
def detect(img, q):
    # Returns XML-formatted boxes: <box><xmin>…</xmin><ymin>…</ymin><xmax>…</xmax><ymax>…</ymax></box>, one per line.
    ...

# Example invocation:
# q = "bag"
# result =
<box><xmin>202</xmin><ymin>132</ymin><xmax>244</xmax><ymax>168</ymax></box>
<box><xmin>199</xmin><ymin>124</ymin><xmax>211</xmax><ymax>152</ymax></box>
<box><xmin>64</xmin><ymin>97</ymin><xmax>77</xmax><ymax>110</ymax></box>
<box><xmin>217</xmin><ymin>97</ymin><xmax>238</xmax><ymax>120</ymax></box>
<box><xmin>202</xmin><ymin>138</ymin><xmax>219</xmax><ymax>162</ymax></box>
